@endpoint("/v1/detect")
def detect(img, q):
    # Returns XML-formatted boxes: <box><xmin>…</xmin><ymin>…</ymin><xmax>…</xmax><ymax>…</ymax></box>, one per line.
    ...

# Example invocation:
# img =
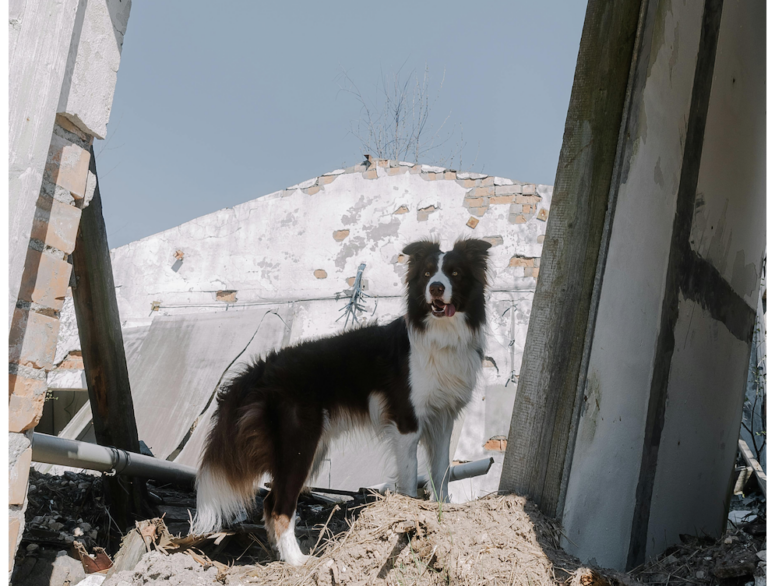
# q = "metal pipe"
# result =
<box><xmin>368</xmin><ymin>457</ymin><xmax>495</xmax><ymax>492</ymax></box>
<box><xmin>31</xmin><ymin>433</ymin><xmax>196</xmax><ymax>485</ymax></box>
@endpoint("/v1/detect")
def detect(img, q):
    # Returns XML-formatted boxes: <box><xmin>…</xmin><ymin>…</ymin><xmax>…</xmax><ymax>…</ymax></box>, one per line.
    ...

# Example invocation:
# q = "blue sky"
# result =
<box><xmin>96</xmin><ymin>1</ymin><xmax>587</xmax><ymax>248</ymax></box>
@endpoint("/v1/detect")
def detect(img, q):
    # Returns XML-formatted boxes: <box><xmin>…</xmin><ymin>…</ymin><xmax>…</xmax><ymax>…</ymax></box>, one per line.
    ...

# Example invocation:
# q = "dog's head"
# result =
<box><xmin>403</xmin><ymin>238</ymin><xmax>492</xmax><ymax>331</ymax></box>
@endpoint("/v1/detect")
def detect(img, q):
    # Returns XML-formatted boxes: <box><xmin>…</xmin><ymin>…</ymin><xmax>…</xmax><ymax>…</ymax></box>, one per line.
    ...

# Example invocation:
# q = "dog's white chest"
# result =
<box><xmin>407</xmin><ymin>318</ymin><xmax>483</xmax><ymax>419</ymax></box>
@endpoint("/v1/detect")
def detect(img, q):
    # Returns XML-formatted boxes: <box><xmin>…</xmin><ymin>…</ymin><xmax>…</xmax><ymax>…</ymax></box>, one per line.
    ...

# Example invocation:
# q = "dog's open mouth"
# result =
<box><xmin>431</xmin><ymin>299</ymin><xmax>456</xmax><ymax>317</ymax></box>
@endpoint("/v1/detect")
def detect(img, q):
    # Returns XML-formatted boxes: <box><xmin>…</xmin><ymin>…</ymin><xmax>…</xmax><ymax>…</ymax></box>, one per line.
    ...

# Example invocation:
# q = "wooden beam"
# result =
<box><xmin>498</xmin><ymin>0</ymin><xmax>646</xmax><ymax>517</ymax></box>
<box><xmin>738</xmin><ymin>439</ymin><xmax>767</xmax><ymax>496</ymax></box>
<box><xmin>71</xmin><ymin>146</ymin><xmax>147</xmax><ymax>537</ymax></box>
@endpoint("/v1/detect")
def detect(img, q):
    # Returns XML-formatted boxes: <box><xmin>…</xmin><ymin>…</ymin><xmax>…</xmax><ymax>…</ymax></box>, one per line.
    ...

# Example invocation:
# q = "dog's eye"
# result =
<box><xmin>452</xmin><ymin>271</ymin><xmax>458</xmax><ymax>276</ymax></box>
<box><xmin>425</xmin><ymin>271</ymin><xmax>431</xmax><ymax>277</ymax></box>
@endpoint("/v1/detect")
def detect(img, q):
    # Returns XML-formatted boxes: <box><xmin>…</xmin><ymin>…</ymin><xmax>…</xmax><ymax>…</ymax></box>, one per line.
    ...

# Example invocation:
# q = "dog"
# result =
<box><xmin>192</xmin><ymin>238</ymin><xmax>492</xmax><ymax>565</ymax></box>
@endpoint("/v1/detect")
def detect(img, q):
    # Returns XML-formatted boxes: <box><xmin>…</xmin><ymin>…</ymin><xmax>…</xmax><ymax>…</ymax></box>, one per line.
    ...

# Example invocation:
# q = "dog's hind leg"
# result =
<box><xmin>263</xmin><ymin>409</ymin><xmax>322</xmax><ymax>566</ymax></box>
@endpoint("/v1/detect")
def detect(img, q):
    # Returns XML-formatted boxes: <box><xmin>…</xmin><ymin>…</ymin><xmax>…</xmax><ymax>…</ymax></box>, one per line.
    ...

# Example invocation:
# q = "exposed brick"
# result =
<box><xmin>346</xmin><ymin>277</ymin><xmax>356</xmax><ymax>287</ymax></box>
<box><xmin>480</xmin><ymin>177</ymin><xmax>494</xmax><ymax>187</ymax></box>
<box><xmin>317</xmin><ymin>175</ymin><xmax>337</xmax><ymax>185</ymax></box>
<box><xmin>482</xmin><ymin>236</ymin><xmax>503</xmax><ymax>247</ymax></box>
<box><xmin>466</xmin><ymin>217</ymin><xmax>479</xmax><ymax>229</ymax></box>
<box><xmin>363</xmin><ymin>170</ymin><xmax>377</xmax><ymax>180</ymax></box>
<box><xmin>484</xmin><ymin>437</ymin><xmax>508</xmax><ymax>451</ymax></box>
<box><xmin>509</xmin><ymin>256</ymin><xmax>536</xmax><ymax>268</ymax></box>
<box><xmin>9</xmin><ymin>393</ymin><xmax>46</xmax><ymax>433</ymax></box>
<box><xmin>303</xmin><ymin>185</ymin><xmax>321</xmax><ymax>195</ymax></box>
<box><xmin>388</xmin><ymin>167</ymin><xmax>408</xmax><ymax>176</ymax></box>
<box><xmin>376</xmin><ymin>159</ymin><xmax>389</xmax><ymax>167</ymax></box>
<box><xmin>393</xmin><ymin>205</ymin><xmax>409</xmax><ymax>215</ymax></box>
<box><xmin>495</xmin><ymin>185</ymin><xmax>522</xmax><ymax>196</ymax></box>
<box><xmin>468</xmin><ymin>206</ymin><xmax>488</xmax><ymax>217</ymax></box>
<box><xmin>537</xmin><ymin>234</ymin><xmax>546</xmax><ymax>243</ymax></box>
<box><xmin>522</xmin><ymin>183</ymin><xmax>536</xmax><ymax>195</ymax></box>
<box><xmin>216</xmin><ymin>290</ymin><xmax>237</xmax><ymax>302</ymax></box>
<box><xmin>537</xmin><ymin>208</ymin><xmax>549</xmax><ymax>221</ymax></box>
<box><xmin>55</xmin><ymin>114</ymin><xmax>89</xmax><ymax>142</ymax></box>
<box><xmin>333</xmin><ymin>230</ymin><xmax>350</xmax><ymax>241</ymax></box>
<box><xmin>314</xmin><ymin>269</ymin><xmax>328</xmax><ymax>279</ymax></box>
<box><xmin>469</xmin><ymin>187</ymin><xmax>492</xmax><ymax>197</ymax></box>
<box><xmin>458</xmin><ymin>179</ymin><xmax>477</xmax><ymax>188</ymax></box>
<box><xmin>30</xmin><ymin>198</ymin><xmax>82</xmax><ymax>255</ymax></box>
<box><xmin>490</xmin><ymin>195</ymin><xmax>515</xmax><ymax>205</ymax></box>
<box><xmin>409</xmin><ymin>165</ymin><xmax>422</xmax><ymax>174</ymax></box>
<box><xmin>417</xmin><ymin>206</ymin><xmax>437</xmax><ymax>222</ymax></box>
<box><xmin>444</xmin><ymin>171</ymin><xmax>457</xmax><ymax>180</ymax></box>
<box><xmin>10</xmin><ymin>517</ymin><xmax>21</xmax><ymax>569</ymax></box>
<box><xmin>464</xmin><ymin>196</ymin><xmax>489</xmax><ymax>208</ymax></box>
<box><xmin>514</xmin><ymin>215</ymin><xmax>527</xmax><ymax>224</ymax></box>
<box><xmin>515</xmin><ymin>195</ymin><xmax>541</xmax><ymax>204</ymax></box>
<box><xmin>57</xmin><ymin>351</ymin><xmax>84</xmax><ymax>369</ymax></box>
<box><xmin>17</xmin><ymin>248</ymin><xmax>72</xmax><ymax>311</ymax></box>
<box><xmin>533</xmin><ymin>268</ymin><xmax>540</xmax><ymax>278</ymax></box>
<box><xmin>9</xmin><ymin>446</ymin><xmax>31</xmax><ymax>505</ymax></box>
<box><xmin>523</xmin><ymin>204</ymin><xmax>533</xmax><ymax>214</ymax></box>
<box><xmin>420</xmin><ymin>172</ymin><xmax>437</xmax><ymax>181</ymax></box>
<box><xmin>397</xmin><ymin>254</ymin><xmax>406</xmax><ymax>264</ymax></box>
<box><xmin>9</xmin><ymin>373</ymin><xmax>47</xmax><ymax>398</ymax></box>
<box><xmin>9</xmin><ymin>309</ymin><xmax>60</xmax><ymax>370</ymax></box>
<box><xmin>44</xmin><ymin>133</ymin><xmax>91</xmax><ymax>200</ymax></box>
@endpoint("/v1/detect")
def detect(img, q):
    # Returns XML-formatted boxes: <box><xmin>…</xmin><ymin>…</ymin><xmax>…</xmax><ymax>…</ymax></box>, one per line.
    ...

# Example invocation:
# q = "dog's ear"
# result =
<box><xmin>452</xmin><ymin>238</ymin><xmax>492</xmax><ymax>259</ymax></box>
<box><xmin>402</xmin><ymin>240</ymin><xmax>441</xmax><ymax>261</ymax></box>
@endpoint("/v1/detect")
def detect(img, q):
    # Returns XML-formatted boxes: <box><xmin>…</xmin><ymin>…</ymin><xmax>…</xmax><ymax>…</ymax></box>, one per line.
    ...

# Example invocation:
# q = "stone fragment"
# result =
<box><xmin>393</xmin><ymin>205</ymin><xmax>409</xmax><ymax>215</ymax></box>
<box><xmin>314</xmin><ymin>269</ymin><xmax>328</xmax><ymax>279</ymax></box>
<box><xmin>17</xmin><ymin>248</ymin><xmax>73</xmax><ymax>311</ymax></box>
<box><xmin>466</xmin><ymin>217</ymin><xmax>479</xmax><ymax>229</ymax></box>
<box><xmin>537</xmin><ymin>208</ymin><xmax>549</xmax><ymax>221</ymax></box>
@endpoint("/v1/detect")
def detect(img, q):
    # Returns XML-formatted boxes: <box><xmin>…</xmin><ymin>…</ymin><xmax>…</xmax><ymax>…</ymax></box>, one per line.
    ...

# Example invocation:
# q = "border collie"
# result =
<box><xmin>193</xmin><ymin>238</ymin><xmax>491</xmax><ymax>565</ymax></box>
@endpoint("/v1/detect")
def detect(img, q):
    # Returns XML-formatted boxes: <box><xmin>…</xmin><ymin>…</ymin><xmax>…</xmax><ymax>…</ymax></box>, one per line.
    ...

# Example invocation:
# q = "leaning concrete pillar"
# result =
<box><xmin>500</xmin><ymin>0</ymin><xmax>765</xmax><ymax>571</ymax></box>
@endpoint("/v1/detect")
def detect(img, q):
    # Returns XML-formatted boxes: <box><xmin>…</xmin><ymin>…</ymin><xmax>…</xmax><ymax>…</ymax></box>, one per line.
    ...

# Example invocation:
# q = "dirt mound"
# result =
<box><xmin>225</xmin><ymin>493</ymin><xmax>636</xmax><ymax>585</ymax></box>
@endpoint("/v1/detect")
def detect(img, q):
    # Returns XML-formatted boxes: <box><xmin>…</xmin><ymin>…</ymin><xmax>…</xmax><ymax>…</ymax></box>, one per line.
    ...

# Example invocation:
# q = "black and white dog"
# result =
<box><xmin>193</xmin><ymin>238</ymin><xmax>491</xmax><ymax>565</ymax></box>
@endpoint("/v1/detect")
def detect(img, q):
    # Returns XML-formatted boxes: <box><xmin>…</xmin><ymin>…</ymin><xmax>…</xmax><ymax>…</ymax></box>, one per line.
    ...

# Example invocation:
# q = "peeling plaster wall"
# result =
<box><xmin>54</xmin><ymin>160</ymin><xmax>552</xmax><ymax>497</ymax></box>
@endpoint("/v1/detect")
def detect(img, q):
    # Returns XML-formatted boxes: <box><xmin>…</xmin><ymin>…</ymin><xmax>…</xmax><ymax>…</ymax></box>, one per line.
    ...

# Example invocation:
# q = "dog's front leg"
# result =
<box><xmin>424</xmin><ymin>414</ymin><xmax>453</xmax><ymax>502</ymax></box>
<box><xmin>392</xmin><ymin>430</ymin><xmax>420</xmax><ymax>497</ymax></box>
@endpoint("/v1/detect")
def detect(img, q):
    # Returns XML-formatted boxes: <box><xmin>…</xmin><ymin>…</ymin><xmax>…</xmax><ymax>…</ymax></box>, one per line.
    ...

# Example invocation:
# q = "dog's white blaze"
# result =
<box><xmin>426</xmin><ymin>253</ymin><xmax>452</xmax><ymax>304</ymax></box>
<box><xmin>193</xmin><ymin>464</ymin><xmax>250</xmax><ymax>534</ymax></box>
<box><xmin>276</xmin><ymin>514</ymin><xmax>310</xmax><ymax>566</ymax></box>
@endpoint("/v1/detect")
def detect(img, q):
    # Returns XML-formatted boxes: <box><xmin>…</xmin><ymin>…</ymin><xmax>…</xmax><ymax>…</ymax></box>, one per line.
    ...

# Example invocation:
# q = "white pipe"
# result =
<box><xmin>31</xmin><ymin>433</ymin><xmax>196</xmax><ymax>485</ymax></box>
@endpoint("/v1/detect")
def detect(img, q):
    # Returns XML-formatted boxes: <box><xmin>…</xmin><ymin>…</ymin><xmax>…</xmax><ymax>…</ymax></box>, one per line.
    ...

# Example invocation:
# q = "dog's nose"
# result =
<box><xmin>429</xmin><ymin>282</ymin><xmax>445</xmax><ymax>298</ymax></box>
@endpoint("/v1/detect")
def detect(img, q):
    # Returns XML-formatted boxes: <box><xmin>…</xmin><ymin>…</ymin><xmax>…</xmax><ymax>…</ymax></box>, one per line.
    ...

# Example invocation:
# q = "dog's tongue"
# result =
<box><xmin>445</xmin><ymin>304</ymin><xmax>456</xmax><ymax>317</ymax></box>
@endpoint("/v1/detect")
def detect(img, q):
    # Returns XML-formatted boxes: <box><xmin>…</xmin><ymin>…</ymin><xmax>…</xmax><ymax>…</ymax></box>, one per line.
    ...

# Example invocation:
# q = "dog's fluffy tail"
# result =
<box><xmin>192</xmin><ymin>361</ymin><xmax>274</xmax><ymax>534</ymax></box>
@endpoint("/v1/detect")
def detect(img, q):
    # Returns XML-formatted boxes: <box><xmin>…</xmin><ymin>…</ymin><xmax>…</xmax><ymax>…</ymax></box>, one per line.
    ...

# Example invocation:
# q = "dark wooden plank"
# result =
<box><xmin>71</xmin><ymin>146</ymin><xmax>147</xmax><ymax>538</ymax></box>
<box><xmin>498</xmin><ymin>0</ymin><xmax>646</xmax><ymax>516</ymax></box>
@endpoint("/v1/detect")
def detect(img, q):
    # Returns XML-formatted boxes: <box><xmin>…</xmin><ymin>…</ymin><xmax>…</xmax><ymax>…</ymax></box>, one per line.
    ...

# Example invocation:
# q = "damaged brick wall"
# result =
<box><xmin>8</xmin><ymin>117</ymin><xmax>96</xmax><ymax>567</ymax></box>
